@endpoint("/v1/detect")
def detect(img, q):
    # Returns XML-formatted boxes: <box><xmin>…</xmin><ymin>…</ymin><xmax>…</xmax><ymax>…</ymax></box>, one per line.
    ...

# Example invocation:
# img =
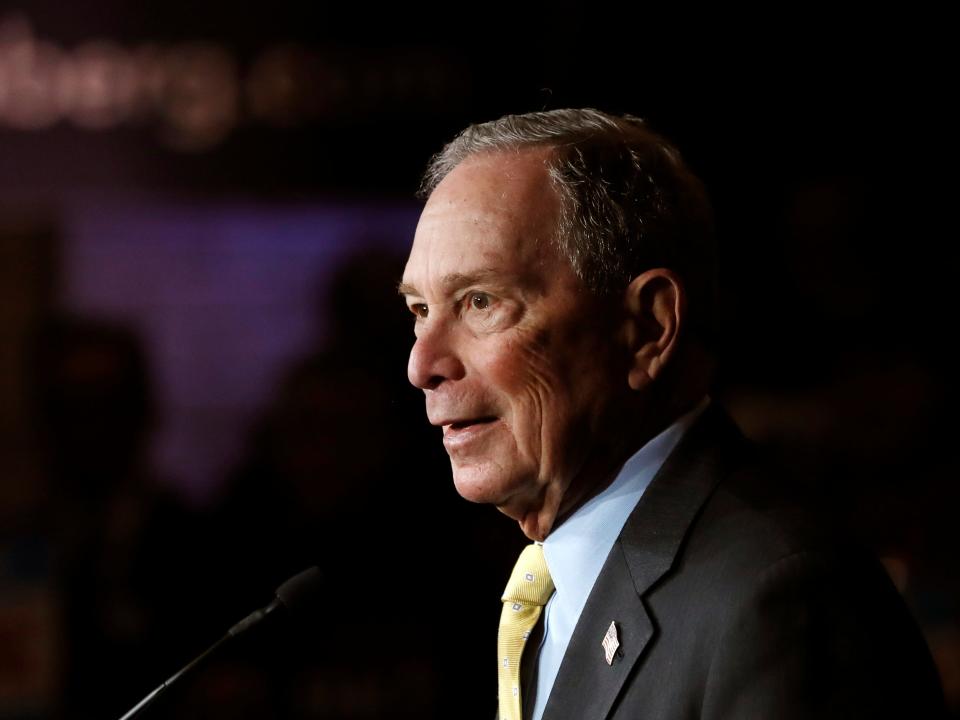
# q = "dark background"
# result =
<box><xmin>0</xmin><ymin>3</ymin><xmax>956</xmax><ymax>718</ymax></box>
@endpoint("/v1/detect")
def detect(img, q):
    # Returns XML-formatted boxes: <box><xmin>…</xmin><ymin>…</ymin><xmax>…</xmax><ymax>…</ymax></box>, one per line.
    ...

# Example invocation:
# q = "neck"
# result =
<box><xmin>543</xmin><ymin>391</ymin><xmax>709</xmax><ymax>539</ymax></box>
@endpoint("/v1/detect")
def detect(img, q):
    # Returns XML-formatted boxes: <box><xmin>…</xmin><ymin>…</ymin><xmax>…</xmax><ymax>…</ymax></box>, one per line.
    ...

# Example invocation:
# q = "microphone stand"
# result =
<box><xmin>117</xmin><ymin>597</ymin><xmax>283</xmax><ymax>719</ymax></box>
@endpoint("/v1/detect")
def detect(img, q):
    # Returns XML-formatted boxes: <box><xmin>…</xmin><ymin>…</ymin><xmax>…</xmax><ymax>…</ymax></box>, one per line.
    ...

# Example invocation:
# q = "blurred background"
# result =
<box><xmin>0</xmin><ymin>3</ymin><xmax>955</xmax><ymax>718</ymax></box>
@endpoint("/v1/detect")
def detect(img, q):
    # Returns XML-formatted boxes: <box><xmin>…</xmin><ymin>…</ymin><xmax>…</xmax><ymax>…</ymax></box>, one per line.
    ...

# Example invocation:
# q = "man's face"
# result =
<box><xmin>400</xmin><ymin>149</ymin><xmax>625</xmax><ymax>540</ymax></box>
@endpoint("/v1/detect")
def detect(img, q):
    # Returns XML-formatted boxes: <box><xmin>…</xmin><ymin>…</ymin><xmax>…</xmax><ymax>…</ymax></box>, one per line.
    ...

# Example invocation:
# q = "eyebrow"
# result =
<box><xmin>396</xmin><ymin>281</ymin><xmax>420</xmax><ymax>297</ymax></box>
<box><xmin>397</xmin><ymin>269</ymin><xmax>509</xmax><ymax>298</ymax></box>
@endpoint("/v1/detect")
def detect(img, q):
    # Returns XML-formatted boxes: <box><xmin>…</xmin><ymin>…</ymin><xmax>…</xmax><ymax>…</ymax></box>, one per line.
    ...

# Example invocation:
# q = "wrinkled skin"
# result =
<box><xmin>400</xmin><ymin>149</ymin><xmax>635</xmax><ymax>540</ymax></box>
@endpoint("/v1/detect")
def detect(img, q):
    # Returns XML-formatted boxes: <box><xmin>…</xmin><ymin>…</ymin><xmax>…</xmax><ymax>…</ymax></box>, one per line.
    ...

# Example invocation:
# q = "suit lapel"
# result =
<box><xmin>540</xmin><ymin>540</ymin><xmax>651</xmax><ymax>720</ymax></box>
<box><xmin>541</xmin><ymin>404</ymin><xmax>743</xmax><ymax>720</ymax></box>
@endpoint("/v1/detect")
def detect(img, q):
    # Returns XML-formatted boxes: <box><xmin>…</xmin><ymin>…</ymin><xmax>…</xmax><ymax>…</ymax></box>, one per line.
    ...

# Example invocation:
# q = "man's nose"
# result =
<box><xmin>407</xmin><ymin>323</ymin><xmax>466</xmax><ymax>390</ymax></box>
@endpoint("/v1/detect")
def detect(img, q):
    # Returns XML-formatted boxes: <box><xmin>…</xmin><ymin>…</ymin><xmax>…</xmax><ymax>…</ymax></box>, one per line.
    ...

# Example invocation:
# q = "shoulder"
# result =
<box><xmin>654</xmin><ymin>427</ymin><xmax>894</xmax><ymax>619</ymax></box>
<box><xmin>626</xmin><ymin>403</ymin><xmax>853</xmax><ymax>605</ymax></box>
<box><xmin>636</xmin><ymin>434</ymin><xmax>945</xmax><ymax>717</ymax></box>
<box><xmin>686</xmin><ymin>452</ymin><xmax>842</xmax><ymax>581</ymax></box>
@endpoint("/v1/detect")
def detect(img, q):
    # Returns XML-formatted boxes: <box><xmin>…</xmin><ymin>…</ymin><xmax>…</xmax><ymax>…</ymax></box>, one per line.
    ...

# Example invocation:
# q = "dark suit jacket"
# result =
<box><xmin>536</xmin><ymin>404</ymin><xmax>944</xmax><ymax>719</ymax></box>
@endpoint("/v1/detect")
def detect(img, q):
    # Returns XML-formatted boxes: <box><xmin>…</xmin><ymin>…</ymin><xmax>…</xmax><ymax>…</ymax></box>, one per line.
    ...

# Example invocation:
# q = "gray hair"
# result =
<box><xmin>419</xmin><ymin>108</ymin><xmax>717</xmax><ymax>343</ymax></box>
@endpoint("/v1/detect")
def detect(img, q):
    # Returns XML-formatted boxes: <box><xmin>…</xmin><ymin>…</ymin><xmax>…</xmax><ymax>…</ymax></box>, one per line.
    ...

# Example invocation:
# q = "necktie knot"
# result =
<box><xmin>501</xmin><ymin>543</ymin><xmax>554</xmax><ymax>606</ymax></box>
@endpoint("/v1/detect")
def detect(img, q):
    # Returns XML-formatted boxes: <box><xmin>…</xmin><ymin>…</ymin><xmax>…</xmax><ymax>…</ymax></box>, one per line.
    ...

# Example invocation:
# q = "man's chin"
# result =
<box><xmin>450</xmin><ymin>465</ymin><xmax>553</xmax><ymax>540</ymax></box>
<box><xmin>450</xmin><ymin>461</ymin><xmax>526</xmax><ymax>507</ymax></box>
<box><xmin>451</xmin><ymin>466</ymin><xmax>508</xmax><ymax>505</ymax></box>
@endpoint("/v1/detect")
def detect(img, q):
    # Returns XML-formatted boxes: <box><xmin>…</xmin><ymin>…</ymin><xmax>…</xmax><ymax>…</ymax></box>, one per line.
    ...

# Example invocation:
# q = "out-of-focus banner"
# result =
<box><xmin>0</xmin><ymin>13</ymin><xmax>465</xmax><ymax>152</ymax></box>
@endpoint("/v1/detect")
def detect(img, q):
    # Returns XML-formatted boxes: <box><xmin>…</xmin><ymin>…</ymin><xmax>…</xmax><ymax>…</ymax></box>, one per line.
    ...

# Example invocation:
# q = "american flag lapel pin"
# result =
<box><xmin>602</xmin><ymin>621</ymin><xmax>620</xmax><ymax>665</ymax></box>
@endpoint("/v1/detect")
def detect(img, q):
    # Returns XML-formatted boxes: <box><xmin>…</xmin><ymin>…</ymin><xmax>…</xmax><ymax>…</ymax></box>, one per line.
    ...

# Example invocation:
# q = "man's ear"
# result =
<box><xmin>622</xmin><ymin>268</ymin><xmax>686</xmax><ymax>391</ymax></box>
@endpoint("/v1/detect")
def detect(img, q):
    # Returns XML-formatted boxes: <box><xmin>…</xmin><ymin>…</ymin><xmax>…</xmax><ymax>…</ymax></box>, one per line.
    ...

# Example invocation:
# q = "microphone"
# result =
<box><xmin>117</xmin><ymin>566</ymin><xmax>323</xmax><ymax>720</ymax></box>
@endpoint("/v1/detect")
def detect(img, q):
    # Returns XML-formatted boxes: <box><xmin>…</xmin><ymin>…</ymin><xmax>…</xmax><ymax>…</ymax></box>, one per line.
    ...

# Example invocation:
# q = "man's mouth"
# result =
<box><xmin>441</xmin><ymin>416</ymin><xmax>499</xmax><ymax>450</ymax></box>
<box><xmin>447</xmin><ymin>416</ymin><xmax>498</xmax><ymax>431</ymax></box>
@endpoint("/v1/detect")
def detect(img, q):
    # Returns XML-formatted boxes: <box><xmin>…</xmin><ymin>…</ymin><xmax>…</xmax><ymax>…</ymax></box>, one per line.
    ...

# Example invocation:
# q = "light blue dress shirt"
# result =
<box><xmin>531</xmin><ymin>398</ymin><xmax>709</xmax><ymax>720</ymax></box>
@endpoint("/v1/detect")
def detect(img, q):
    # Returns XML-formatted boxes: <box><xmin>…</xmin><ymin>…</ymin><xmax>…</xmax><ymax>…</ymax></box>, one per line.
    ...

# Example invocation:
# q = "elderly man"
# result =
<box><xmin>399</xmin><ymin>109</ymin><xmax>943</xmax><ymax>720</ymax></box>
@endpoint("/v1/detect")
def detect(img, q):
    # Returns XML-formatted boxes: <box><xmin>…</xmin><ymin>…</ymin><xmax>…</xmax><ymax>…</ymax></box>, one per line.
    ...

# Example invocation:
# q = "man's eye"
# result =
<box><xmin>469</xmin><ymin>292</ymin><xmax>491</xmax><ymax>310</ymax></box>
<box><xmin>410</xmin><ymin>303</ymin><xmax>428</xmax><ymax>318</ymax></box>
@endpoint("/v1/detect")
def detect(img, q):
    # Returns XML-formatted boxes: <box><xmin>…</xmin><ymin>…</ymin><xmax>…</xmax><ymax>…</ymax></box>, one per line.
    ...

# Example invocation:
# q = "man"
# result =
<box><xmin>399</xmin><ymin>109</ymin><xmax>944</xmax><ymax>719</ymax></box>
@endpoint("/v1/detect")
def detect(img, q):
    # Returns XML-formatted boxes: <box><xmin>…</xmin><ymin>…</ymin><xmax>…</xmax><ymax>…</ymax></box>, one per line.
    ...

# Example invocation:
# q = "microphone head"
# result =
<box><xmin>274</xmin><ymin>566</ymin><xmax>324</xmax><ymax>620</ymax></box>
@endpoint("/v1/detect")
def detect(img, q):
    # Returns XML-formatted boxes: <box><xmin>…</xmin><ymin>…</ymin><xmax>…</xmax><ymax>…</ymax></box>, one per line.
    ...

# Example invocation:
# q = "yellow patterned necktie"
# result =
<box><xmin>498</xmin><ymin>543</ymin><xmax>555</xmax><ymax>720</ymax></box>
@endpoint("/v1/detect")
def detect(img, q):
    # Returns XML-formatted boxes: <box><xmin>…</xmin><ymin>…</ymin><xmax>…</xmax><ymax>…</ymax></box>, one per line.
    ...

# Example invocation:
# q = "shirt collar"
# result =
<box><xmin>542</xmin><ymin>397</ymin><xmax>710</xmax><ymax>617</ymax></box>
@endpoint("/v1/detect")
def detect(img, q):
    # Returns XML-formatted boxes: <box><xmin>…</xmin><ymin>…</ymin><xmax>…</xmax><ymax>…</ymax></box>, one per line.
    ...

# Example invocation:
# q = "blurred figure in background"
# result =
<box><xmin>29</xmin><ymin>316</ymin><xmax>202</xmax><ymax>719</ymax></box>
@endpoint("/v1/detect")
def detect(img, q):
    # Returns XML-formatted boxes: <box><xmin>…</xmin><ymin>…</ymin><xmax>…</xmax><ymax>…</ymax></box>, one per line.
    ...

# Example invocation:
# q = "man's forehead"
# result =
<box><xmin>401</xmin><ymin>221</ymin><xmax>555</xmax><ymax>297</ymax></box>
<box><xmin>401</xmin><ymin>150</ymin><xmax>562</xmax><ymax>293</ymax></box>
<box><xmin>398</xmin><ymin>266</ymin><xmax>532</xmax><ymax>299</ymax></box>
